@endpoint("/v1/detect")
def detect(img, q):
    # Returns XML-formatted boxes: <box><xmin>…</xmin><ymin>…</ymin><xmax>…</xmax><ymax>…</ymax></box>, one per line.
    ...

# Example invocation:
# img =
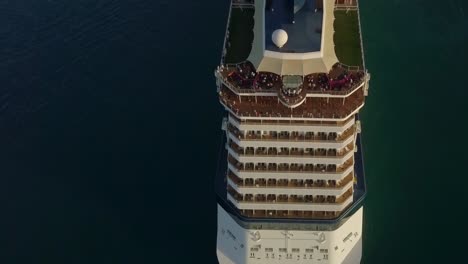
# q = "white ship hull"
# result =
<box><xmin>216</xmin><ymin>205</ymin><xmax>363</xmax><ymax>264</ymax></box>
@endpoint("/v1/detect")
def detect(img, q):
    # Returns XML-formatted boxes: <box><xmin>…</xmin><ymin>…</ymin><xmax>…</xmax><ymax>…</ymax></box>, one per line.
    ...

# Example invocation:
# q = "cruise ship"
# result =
<box><xmin>214</xmin><ymin>0</ymin><xmax>370</xmax><ymax>263</ymax></box>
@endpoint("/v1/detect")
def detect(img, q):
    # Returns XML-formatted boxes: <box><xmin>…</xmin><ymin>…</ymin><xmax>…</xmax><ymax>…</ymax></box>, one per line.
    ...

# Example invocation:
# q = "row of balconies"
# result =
<box><xmin>227</xmin><ymin>123</ymin><xmax>355</xmax><ymax>142</ymax></box>
<box><xmin>227</xmin><ymin>186</ymin><xmax>353</xmax><ymax>205</ymax></box>
<box><xmin>229</xmin><ymin>114</ymin><xmax>354</xmax><ymax>127</ymax></box>
<box><xmin>229</xmin><ymin>140</ymin><xmax>354</xmax><ymax>158</ymax></box>
<box><xmin>228</xmin><ymin>155</ymin><xmax>354</xmax><ymax>173</ymax></box>
<box><xmin>227</xmin><ymin>170</ymin><xmax>354</xmax><ymax>189</ymax></box>
<box><xmin>238</xmin><ymin>209</ymin><xmax>341</xmax><ymax>219</ymax></box>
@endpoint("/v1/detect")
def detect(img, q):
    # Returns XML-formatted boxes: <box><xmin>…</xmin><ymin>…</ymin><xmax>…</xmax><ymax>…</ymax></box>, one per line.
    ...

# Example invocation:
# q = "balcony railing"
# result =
<box><xmin>227</xmin><ymin>155</ymin><xmax>355</xmax><ymax>174</ymax></box>
<box><xmin>227</xmin><ymin>123</ymin><xmax>355</xmax><ymax>143</ymax></box>
<box><xmin>227</xmin><ymin>186</ymin><xmax>354</xmax><ymax>205</ymax></box>
<box><xmin>232</xmin><ymin>0</ymin><xmax>255</xmax><ymax>7</ymax></box>
<box><xmin>237</xmin><ymin>208</ymin><xmax>342</xmax><ymax>220</ymax></box>
<box><xmin>219</xmin><ymin>85</ymin><xmax>365</xmax><ymax>119</ymax></box>
<box><xmin>334</xmin><ymin>0</ymin><xmax>358</xmax><ymax>10</ymax></box>
<box><xmin>228</xmin><ymin>141</ymin><xmax>355</xmax><ymax>159</ymax></box>
<box><xmin>226</xmin><ymin>191</ymin><xmax>355</xmax><ymax>219</ymax></box>
<box><xmin>216</xmin><ymin>62</ymin><xmax>366</xmax><ymax>97</ymax></box>
<box><xmin>229</xmin><ymin>114</ymin><xmax>355</xmax><ymax>127</ymax></box>
<box><xmin>227</xmin><ymin>170</ymin><xmax>354</xmax><ymax>189</ymax></box>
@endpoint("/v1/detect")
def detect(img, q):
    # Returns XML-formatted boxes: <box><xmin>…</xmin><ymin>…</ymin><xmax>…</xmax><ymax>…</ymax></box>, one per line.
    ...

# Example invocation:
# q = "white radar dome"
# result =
<box><xmin>272</xmin><ymin>29</ymin><xmax>288</xmax><ymax>48</ymax></box>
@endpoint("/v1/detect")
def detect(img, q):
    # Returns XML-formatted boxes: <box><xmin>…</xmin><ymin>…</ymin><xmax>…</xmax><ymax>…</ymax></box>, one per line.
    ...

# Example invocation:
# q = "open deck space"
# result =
<box><xmin>334</xmin><ymin>10</ymin><xmax>363</xmax><ymax>67</ymax></box>
<box><xmin>265</xmin><ymin>0</ymin><xmax>323</xmax><ymax>53</ymax></box>
<box><xmin>219</xmin><ymin>85</ymin><xmax>364</xmax><ymax>119</ymax></box>
<box><xmin>223</xmin><ymin>8</ymin><xmax>254</xmax><ymax>63</ymax></box>
<box><xmin>218</xmin><ymin>61</ymin><xmax>366</xmax><ymax>98</ymax></box>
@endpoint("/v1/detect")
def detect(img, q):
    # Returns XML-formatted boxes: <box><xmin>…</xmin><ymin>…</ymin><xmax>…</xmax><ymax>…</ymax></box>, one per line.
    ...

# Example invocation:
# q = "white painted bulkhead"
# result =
<box><xmin>216</xmin><ymin>205</ymin><xmax>363</xmax><ymax>264</ymax></box>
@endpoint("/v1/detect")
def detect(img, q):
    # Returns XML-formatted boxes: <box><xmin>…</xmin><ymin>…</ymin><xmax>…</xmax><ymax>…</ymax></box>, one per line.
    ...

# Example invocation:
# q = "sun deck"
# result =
<box><xmin>223</xmin><ymin>8</ymin><xmax>255</xmax><ymax>64</ymax></box>
<box><xmin>217</xmin><ymin>2</ymin><xmax>368</xmax><ymax>104</ymax></box>
<box><xmin>334</xmin><ymin>10</ymin><xmax>363</xmax><ymax>66</ymax></box>
<box><xmin>222</xmin><ymin>2</ymin><xmax>365</xmax><ymax>67</ymax></box>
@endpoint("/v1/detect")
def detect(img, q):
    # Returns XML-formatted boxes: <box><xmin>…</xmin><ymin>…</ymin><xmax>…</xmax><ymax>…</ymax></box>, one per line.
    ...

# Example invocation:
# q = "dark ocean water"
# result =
<box><xmin>1</xmin><ymin>0</ymin><xmax>467</xmax><ymax>263</ymax></box>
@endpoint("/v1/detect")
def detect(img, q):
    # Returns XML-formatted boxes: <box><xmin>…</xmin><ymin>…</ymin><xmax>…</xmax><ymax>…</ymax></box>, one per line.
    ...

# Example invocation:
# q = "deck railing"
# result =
<box><xmin>229</xmin><ymin>114</ymin><xmax>354</xmax><ymax>127</ymax></box>
<box><xmin>227</xmin><ymin>123</ymin><xmax>355</xmax><ymax>143</ymax></box>
<box><xmin>228</xmin><ymin>171</ymin><xmax>354</xmax><ymax>189</ymax></box>
<box><xmin>227</xmin><ymin>187</ymin><xmax>353</xmax><ymax>205</ymax></box>
<box><xmin>227</xmin><ymin>155</ymin><xmax>355</xmax><ymax>174</ymax></box>
<box><xmin>228</xmin><ymin>141</ymin><xmax>355</xmax><ymax>159</ymax></box>
<box><xmin>216</xmin><ymin>65</ymin><xmax>366</xmax><ymax>97</ymax></box>
<box><xmin>220</xmin><ymin>1</ymin><xmax>234</xmax><ymax>65</ymax></box>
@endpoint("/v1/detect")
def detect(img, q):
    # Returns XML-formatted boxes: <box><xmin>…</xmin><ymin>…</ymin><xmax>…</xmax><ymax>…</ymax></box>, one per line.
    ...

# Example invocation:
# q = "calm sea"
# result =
<box><xmin>1</xmin><ymin>0</ymin><xmax>467</xmax><ymax>263</ymax></box>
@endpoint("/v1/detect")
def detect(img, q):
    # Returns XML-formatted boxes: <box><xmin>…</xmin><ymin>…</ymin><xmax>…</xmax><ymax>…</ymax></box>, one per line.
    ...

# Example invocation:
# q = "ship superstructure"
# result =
<box><xmin>215</xmin><ymin>1</ymin><xmax>370</xmax><ymax>263</ymax></box>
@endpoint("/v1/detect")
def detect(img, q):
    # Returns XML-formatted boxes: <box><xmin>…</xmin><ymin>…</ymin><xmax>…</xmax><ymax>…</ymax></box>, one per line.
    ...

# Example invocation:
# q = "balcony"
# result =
<box><xmin>335</xmin><ymin>0</ymin><xmax>358</xmax><ymax>9</ymax></box>
<box><xmin>227</xmin><ymin>154</ymin><xmax>354</xmax><ymax>174</ymax></box>
<box><xmin>227</xmin><ymin>186</ymin><xmax>353</xmax><ymax>205</ymax></box>
<box><xmin>226</xmin><ymin>186</ymin><xmax>354</xmax><ymax>213</ymax></box>
<box><xmin>227</xmin><ymin>170</ymin><xmax>354</xmax><ymax>190</ymax></box>
<box><xmin>228</xmin><ymin>140</ymin><xmax>355</xmax><ymax>160</ymax></box>
<box><xmin>232</xmin><ymin>0</ymin><xmax>255</xmax><ymax>7</ymax></box>
<box><xmin>229</xmin><ymin>113</ymin><xmax>354</xmax><ymax>127</ymax></box>
<box><xmin>219</xmin><ymin>84</ymin><xmax>364</xmax><ymax>119</ymax></box>
<box><xmin>238</xmin><ymin>209</ymin><xmax>342</xmax><ymax>220</ymax></box>
<box><xmin>302</xmin><ymin>65</ymin><xmax>365</xmax><ymax>94</ymax></box>
<box><xmin>227</xmin><ymin>123</ymin><xmax>355</xmax><ymax>143</ymax></box>
<box><xmin>337</xmin><ymin>158</ymin><xmax>354</xmax><ymax>173</ymax></box>
<box><xmin>278</xmin><ymin>76</ymin><xmax>308</xmax><ymax>107</ymax></box>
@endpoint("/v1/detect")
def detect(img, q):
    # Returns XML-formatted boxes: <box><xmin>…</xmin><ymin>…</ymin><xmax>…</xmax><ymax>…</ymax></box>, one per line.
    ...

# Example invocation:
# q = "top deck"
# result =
<box><xmin>223</xmin><ymin>1</ymin><xmax>364</xmax><ymax>68</ymax></box>
<box><xmin>265</xmin><ymin>0</ymin><xmax>323</xmax><ymax>53</ymax></box>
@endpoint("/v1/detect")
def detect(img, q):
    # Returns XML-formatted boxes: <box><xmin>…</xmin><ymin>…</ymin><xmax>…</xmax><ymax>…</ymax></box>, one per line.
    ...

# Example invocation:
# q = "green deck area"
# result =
<box><xmin>333</xmin><ymin>10</ymin><xmax>363</xmax><ymax>67</ymax></box>
<box><xmin>224</xmin><ymin>8</ymin><xmax>363</xmax><ymax>68</ymax></box>
<box><xmin>224</xmin><ymin>8</ymin><xmax>254</xmax><ymax>64</ymax></box>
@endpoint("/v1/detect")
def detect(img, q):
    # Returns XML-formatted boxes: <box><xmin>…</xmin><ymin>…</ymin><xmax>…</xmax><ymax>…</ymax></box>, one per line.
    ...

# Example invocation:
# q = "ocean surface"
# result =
<box><xmin>1</xmin><ymin>0</ymin><xmax>467</xmax><ymax>263</ymax></box>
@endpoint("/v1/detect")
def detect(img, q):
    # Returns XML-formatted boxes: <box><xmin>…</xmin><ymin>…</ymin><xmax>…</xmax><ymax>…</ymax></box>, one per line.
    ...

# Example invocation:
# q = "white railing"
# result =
<box><xmin>228</xmin><ymin>178</ymin><xmax>354</xmax><ymax>197</ymax></box>
<box><xmin>217</xmin><ymin>69</ymin><xmax>366</xmax><ymax>98</ymax></box>
<box><xmin>228</xmin><ymin>162</ymin><xmax>355</xmax><ymax>181</ymax></box>
<box><xmin>335</xmin><ymin>5</ymin><xmax>358</xmax><ymax>11</ymax></box>
<box><xmin>220</xmin><ymin>1</ymin><xmax>234</xmax><ymax>65</ymax></box>
<box><xmin>356</xmin><ymin>0</ymin><xmax>367</xmax><ymax>72</ymax></box>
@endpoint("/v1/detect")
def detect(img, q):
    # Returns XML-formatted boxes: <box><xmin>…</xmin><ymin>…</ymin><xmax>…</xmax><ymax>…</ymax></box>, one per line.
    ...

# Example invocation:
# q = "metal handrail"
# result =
<box><xmin>219</xmin><ymin>1</ymin><xmax>233</xmax><ymax>65</ymax></box>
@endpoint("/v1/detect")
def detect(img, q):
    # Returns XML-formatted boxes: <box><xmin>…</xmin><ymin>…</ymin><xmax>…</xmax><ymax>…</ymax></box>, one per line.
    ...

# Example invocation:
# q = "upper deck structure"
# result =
<box><xmin>218</xmin><ymin>1</ymin><xmax>368</xmax><ymax>113</ymax></box>
<box><xmin>216</xmin><ymin>1</ymin><xmax>370</xmax><ymax>263</ymax></box>
<box><xmin>216</xmin><ymin>0</ymin><xmax>369</xmax><ymax>222</ymax></box>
